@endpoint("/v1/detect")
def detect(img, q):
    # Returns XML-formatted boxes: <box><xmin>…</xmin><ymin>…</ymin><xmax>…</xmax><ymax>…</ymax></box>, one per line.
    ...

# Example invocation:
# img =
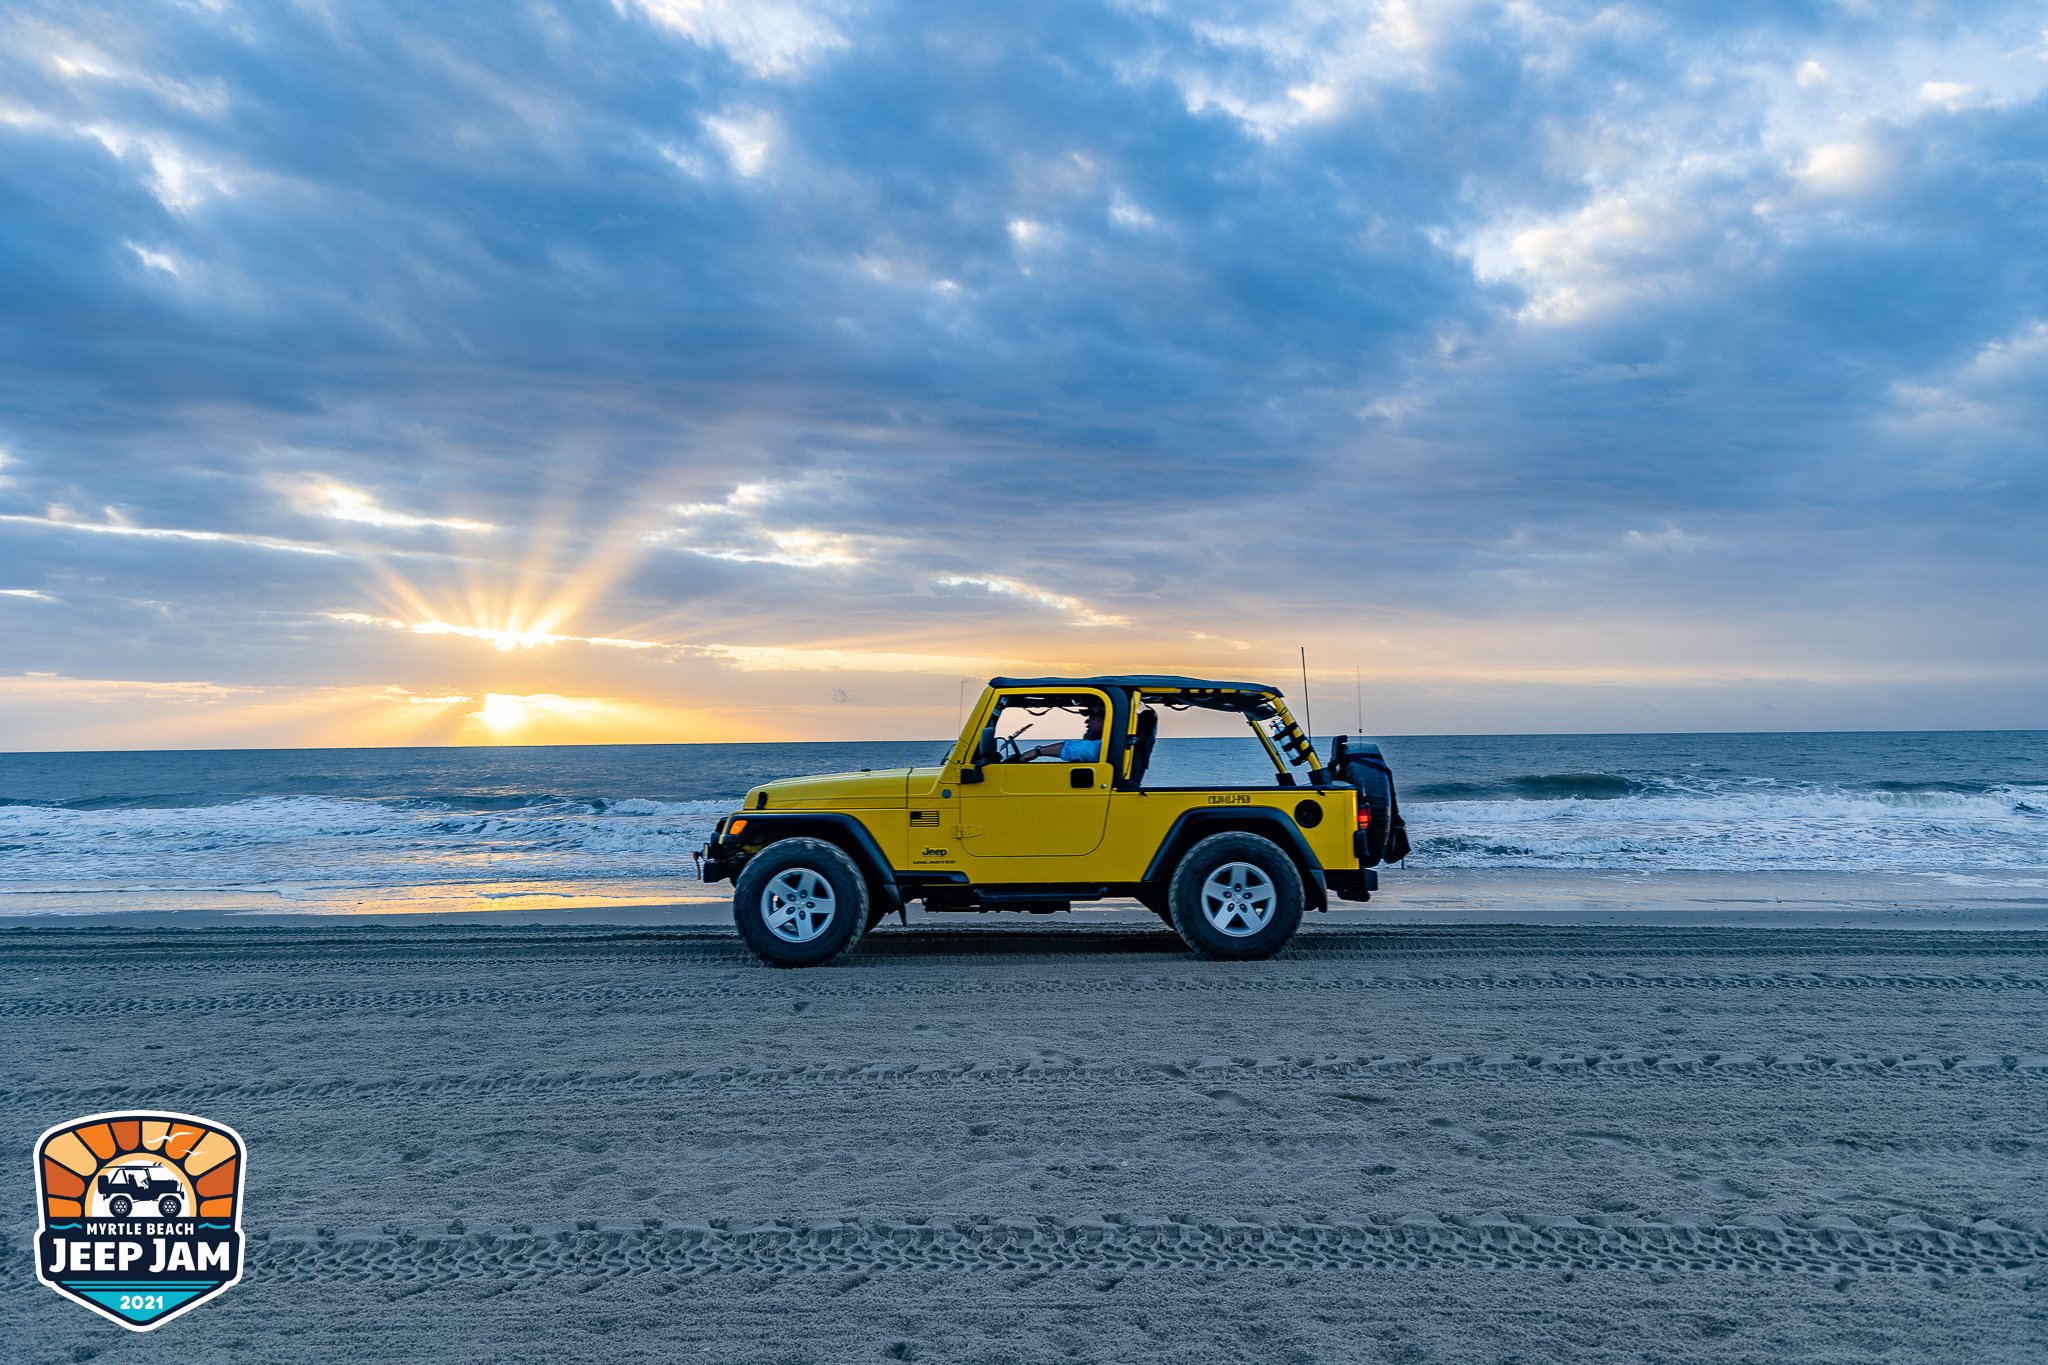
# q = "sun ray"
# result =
<box><xmin>349</xmin><ymin>496</ymin><xmax>669</xmax><ymax>660</ymax></box>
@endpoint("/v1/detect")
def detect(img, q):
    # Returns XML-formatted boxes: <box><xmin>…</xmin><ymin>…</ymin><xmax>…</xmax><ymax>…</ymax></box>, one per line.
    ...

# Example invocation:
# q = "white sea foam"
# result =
<box><xmin>0</xmin><ymin>776</ymin><xmax>2041</xmax><ymax>901</ymax></box>
<box><xmin>0</xmin><ymin>795</ymin><xmax>731</xmax><ymax>894</ymax></box>
<box><xmin>1413</xmin><ymin>781</ymin><xmax>2047</xmax><ymax>871</ymax></box>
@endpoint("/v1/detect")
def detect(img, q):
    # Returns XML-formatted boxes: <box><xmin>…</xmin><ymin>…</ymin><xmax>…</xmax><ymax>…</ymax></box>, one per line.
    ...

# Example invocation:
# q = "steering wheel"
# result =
<box><xmin>996</xmin><ymin>722</ymin><xmax>1032</xmax><ymax>762</ymax></box>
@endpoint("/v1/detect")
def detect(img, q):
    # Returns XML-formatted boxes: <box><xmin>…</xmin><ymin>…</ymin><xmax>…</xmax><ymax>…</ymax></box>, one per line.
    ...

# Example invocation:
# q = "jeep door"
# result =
<box><xmin>960</xmin><ymin>688</ymin><xmax>1113</xmax><ymax>858</ymax></box>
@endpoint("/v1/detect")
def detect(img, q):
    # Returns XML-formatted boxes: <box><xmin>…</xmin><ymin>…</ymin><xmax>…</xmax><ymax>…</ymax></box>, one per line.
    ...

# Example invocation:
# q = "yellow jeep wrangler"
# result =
<box><xmin>698</xmin><ymin>675</ymin><xmax>1408</xmax><ymax>967</ymax></box>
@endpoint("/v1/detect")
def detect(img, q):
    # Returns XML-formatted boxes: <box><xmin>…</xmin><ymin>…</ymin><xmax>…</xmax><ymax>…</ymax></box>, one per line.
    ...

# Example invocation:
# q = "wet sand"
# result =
<box><xmin>6</xmin><ymin>864</ymin><xmax>2048</xmax><ymax>929</ymax></box>
<box><xmin>3</xmin><ymin>907</ymin><xmax>2044</xmax><ymax>1362</ymax></box>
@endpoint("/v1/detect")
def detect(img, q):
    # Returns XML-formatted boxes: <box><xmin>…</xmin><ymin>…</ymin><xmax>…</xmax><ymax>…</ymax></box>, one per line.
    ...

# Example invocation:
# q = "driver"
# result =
<box><xmin>1014</xmin><ymin>700</ymin><xmax>1104</xmax><ymax>763</ymax></box>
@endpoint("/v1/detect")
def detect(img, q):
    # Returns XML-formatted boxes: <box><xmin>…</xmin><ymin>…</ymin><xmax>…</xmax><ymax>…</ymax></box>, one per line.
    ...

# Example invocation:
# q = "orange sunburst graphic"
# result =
<box><xmin>34</xmin><ymin>1110</ymin><xmax>248</xmax><ymax>1331</ymax></box>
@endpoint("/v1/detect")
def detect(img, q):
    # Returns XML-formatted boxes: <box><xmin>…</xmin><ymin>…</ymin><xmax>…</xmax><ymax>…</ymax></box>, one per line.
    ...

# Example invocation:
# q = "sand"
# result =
<box><xmin>3</xmin><ymin>907</ymin><xmax>2044</xmax><ymax>1362</ymax></box>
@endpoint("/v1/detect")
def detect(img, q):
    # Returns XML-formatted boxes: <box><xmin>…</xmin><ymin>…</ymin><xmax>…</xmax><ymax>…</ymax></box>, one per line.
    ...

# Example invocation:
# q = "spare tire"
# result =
<box><xmin>1331</xmin><ymin>738</ymin><xmax>1409</xmax><ymax>866</ymax></box>
<box><xmin>1350</xmin><ymin>761</ymin><xmax>1395</xmax><ymax>864</ymax></box>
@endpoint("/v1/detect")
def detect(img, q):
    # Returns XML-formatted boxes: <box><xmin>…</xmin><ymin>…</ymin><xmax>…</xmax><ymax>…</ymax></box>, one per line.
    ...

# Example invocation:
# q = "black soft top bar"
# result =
<box><xmin>989</xmin><ymin>674</ymin><xmax>1279</xmax><ymax>695</ymax></box>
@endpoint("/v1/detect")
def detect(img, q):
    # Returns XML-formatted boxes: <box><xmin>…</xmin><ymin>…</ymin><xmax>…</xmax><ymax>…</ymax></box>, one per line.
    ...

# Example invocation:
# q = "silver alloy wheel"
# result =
<box><xmin>1199</xmin><ymin>860</ymin><xmax>1276</xmax><ymax>937</ymax></box>
<box><xmin>760</xmin><ymin>867</ymin><xmax>836</xmax><ymax>943</ymax></box>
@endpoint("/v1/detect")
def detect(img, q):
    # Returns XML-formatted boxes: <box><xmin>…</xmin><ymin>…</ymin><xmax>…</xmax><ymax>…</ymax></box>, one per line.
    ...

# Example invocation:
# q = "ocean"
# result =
<box><xmin>2</xmin><ymin>731</ymin><xmax>2044</xmax><ymax>916</ymax></box>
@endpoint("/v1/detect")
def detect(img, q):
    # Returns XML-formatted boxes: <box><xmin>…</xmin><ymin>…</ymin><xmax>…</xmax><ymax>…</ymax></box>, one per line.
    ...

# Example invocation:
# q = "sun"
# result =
<box><xmin>476</xmin><ymin>693</ymin><xmax>535</xmax><ymax>732</ymax></box>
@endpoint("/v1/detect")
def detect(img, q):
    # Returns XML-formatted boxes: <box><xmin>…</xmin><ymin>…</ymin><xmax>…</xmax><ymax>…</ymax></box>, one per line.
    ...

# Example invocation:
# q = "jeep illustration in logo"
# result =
<box><xmin>97</xmin><ymin>1163</ymin><xmax>187</xmax><ymax>1219</ymax></box>
<box><xmin>34</xmin><ymin>1111</ymin><xmax>247</xmax><ymax>1331</ymax></box>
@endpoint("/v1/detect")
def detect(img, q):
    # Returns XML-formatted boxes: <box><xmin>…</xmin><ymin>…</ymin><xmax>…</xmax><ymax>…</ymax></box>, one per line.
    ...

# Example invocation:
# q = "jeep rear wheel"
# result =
<box><xmin>732</xmin><ymin>837</ymin><xmax>870</xmax><ymax>968</ymax></box>
<box><xmin>109</xmin><ymin>1194</ymin><xmax>132</xmax><ymax>1217</ymax></box>
<box><xmin>1167</xmin><ymin>831</ymin><xmax>1305</xmax><ymax>960</ymax></box>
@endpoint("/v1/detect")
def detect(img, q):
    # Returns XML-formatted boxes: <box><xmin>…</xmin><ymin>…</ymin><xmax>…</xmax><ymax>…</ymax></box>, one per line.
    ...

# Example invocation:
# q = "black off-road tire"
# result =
<box><xmin>1167</xmin><ymin>831</ymin><xmax>1306</xmax><ymax>961</ymax></box>
<box><xmin>157</xmin><ymin>1194</ymin><xmax>182</xmax><ymax>1218</ymax></box>
<box><xmin>109</xmin><ymin>1194</ymin><xmax>132</xmax><ymax>1218</ymax></box>
<box><xmin>732</xmin><ymin>837</ymin><xmax>871</xmax><ymax>968</ymax></box>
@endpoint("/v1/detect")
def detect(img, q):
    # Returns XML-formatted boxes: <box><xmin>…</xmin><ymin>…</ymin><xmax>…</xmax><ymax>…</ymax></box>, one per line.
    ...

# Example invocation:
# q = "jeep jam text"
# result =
<box><xmin>699</xmin><ymin>675</ymin><xmax>1408</xmax><ymax>967</ymax></box>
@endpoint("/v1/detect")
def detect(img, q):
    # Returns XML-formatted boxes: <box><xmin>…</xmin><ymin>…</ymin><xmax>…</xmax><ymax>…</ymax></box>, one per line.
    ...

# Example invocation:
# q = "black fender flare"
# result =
<box><xmin>1142</xmin><ymin>809</ymin><xmax>1327</xmax><ymax>911</ymax></box>
<box><xmin>728</xmin><ymin>813</ymin><xmax>902</xmax><ymax>911</ymax></box>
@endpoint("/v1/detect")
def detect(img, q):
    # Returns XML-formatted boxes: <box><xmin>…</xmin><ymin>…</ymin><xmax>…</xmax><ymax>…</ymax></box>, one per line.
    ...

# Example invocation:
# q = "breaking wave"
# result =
<box><xmin>1410</xmin><ymin>772</ymin><xmax>1647</xmax><ymax>801</ymax></box>
<box><xmin>0</xmin><ymin>794</ymin><xmax>731</xmax><ymax>894</ymax></box>
<box><xmin>2</xmin><ymin>755</ymin><xmax>2044</xmax><ymax>899</ymax></box>
<box><xmin>1410</xmin><ymin>780</ymin><xmax>2048</xmax><ymax>871</ymax></box>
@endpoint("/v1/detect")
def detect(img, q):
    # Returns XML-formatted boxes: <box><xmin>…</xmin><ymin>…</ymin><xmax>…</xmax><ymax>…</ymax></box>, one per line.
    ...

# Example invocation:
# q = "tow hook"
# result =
<box><xmin>692</xmin><ymin>849</ymin><xmax>703</xmax><ymax>880</ymax></box>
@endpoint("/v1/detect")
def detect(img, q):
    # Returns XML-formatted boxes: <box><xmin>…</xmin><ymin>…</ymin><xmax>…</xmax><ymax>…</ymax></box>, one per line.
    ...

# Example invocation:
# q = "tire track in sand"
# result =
<box><xmin>5</xmin><ymin>970</ymin><xmax>2043</xmax><ymax>1021</ymax></box>
<box><xmin>7</xmin><ymin>1049</ymin><xmax>2043</xmax><ymax>1113</ymax></box>
<box><xmin>4</xmin><ymin>926</ymin><xmax>2045</xmax><ymax>976</ymax></box>
<box><xmin>2</xmin><ymin>1211</ymin><xmax>2032</xmax><ymax>1286</ymax></box>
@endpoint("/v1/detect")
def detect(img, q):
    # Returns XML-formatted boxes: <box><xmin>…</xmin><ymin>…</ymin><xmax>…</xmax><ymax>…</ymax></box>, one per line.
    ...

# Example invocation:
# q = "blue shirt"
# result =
<box><xmin>1058</xmin><ymin>739</ymin><xmax>1101</xmax><ymax>763</ymax></box>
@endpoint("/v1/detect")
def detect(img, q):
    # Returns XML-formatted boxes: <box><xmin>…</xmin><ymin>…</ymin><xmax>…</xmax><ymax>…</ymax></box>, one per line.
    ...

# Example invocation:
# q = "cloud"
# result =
<box><xmin>291</xmin><ymin>480</ymin><xmax>496</xmax><ymax>532</ymax></box>
<box><xmin>0</xmin><ymin>511</ymin><xmax>343</xmax><ymax>556</ymax></box>
<box><xmin>325</xmin><ymin>610</ymin><xmax>666</xmax><ymax>653</ymax></box>
<box><xmin>702</xmin><ymin>109</ymin><xmax>778</xmax><ymax>176</ymax></box>
<box><xmin>125</xmin><ymin>240</ymin><xmax>181</xmax><ymax>275</ymax></box>
<box><xmin>695</xmin><ymin>642</ymin><xmax>1023</xmax><ymax>675</ymax></box>
<box><xmin>648</xmin><ymin>480</ymin><xmax>885</xmax><ymax>568</ymax></box>
<box><xmin>933</xmin><ymin>576</ymin><xmax>1126</xmax><ymax>628</ymax></box>
<box><xmin>1919</xmin><ymin>81</ymin><xmax>1978</xmax><ymax>108</ymax></box>
<box><xmin>617</xmin><ymin>0</ymin><xmax>853</xmax><ymax>77</ymax></box>
<box><xmin>1795</xmin><ymin>137</ymin><xmax>1890</xmax><ymax>196</ymax></box>
<box><xmin>0</xmin><ymin>0</ymin><xmax>2044</xmax><ymax>744</ymax></box>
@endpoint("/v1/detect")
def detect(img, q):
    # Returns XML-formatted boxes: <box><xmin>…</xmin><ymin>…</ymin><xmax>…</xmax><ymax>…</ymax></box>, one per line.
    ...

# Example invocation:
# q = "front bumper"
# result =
<box><xmin>699</xmin><ymin>841</ymin><xmax>741</xmax><ymax>885</ymax></box>
<box><xmin>697</xmin><ymin>814</ymin><xmax>751</xmax><ymax>885</ymax></box>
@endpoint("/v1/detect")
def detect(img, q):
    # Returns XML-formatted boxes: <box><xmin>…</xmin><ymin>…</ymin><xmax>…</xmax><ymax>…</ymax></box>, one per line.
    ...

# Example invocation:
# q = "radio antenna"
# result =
<box><xmin>1299</xmin><ymin>646</ymin><xmax>1313</xmax><ymax>740</ymax></box>
<box><xmin>1355</xmin><ymin>665</ymin><xmax>1363</xmax><ymax>734</ymax></box>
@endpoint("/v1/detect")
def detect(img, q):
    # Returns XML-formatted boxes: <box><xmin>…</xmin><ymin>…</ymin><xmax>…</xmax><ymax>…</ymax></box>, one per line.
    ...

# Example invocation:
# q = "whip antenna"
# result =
<box><xmin>1299</xmin><ymin>646</ymin><xmax>1313</xmax><ymax>741</ymax></box>
<box><xmin>1355</xmin><ymin>665</ymin><xmax>1363</xmax><ymax>734</ymax></box>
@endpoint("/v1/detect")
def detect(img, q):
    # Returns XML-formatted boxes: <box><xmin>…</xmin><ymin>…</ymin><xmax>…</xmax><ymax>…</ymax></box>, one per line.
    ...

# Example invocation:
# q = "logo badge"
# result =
<box><xmin>33</xmin><ymin>1111</ymin><xmax>247</xmax><ymax>1331</ymax></box>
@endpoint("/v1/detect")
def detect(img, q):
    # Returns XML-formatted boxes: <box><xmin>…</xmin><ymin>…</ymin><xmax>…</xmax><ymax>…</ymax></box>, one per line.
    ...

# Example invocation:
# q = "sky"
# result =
<box><xmin>1</xmin><ymin>1</ymin><xmax>2044</xmax><ymax>750</ymax></box>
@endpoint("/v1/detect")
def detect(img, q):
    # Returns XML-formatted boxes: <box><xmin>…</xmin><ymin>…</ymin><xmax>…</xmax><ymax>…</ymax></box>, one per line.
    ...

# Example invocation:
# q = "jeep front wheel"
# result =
<box><xmin>1167</xmin><ymin>831</ymin><xmax>1305</xmax><ymax>960</ymax></box>
<box><xmin>732</xmin><ymin>837</ymin><xmax>870</xmax><ymax>968</ymax></box>
<box><xmin>157</xmin><ymin>1194</ymin><xmax>182</xmax><ymax>1218</ymax></box>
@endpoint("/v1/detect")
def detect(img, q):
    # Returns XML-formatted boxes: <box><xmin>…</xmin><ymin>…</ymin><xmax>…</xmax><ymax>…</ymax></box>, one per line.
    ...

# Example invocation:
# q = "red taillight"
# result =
<box><xmin>1356</xmin><ymin>806</ymin><xmax>1371</xmax><ymax>829</ymax></box>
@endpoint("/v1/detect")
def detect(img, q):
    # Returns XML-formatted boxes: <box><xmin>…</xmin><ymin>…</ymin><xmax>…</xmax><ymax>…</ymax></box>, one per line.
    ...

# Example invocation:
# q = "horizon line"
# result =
<box><xmin>4</xmin><ymin>724</ymin><xmax>2045</xmax><ymax>759</ymax></box>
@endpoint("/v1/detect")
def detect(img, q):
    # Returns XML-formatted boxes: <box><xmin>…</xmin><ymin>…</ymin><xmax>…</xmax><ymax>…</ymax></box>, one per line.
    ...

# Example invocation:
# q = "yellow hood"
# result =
<box><xmin>747</xmin><ymin>767</ymin><xmax>914</xmax><ymax>810</ymax></box>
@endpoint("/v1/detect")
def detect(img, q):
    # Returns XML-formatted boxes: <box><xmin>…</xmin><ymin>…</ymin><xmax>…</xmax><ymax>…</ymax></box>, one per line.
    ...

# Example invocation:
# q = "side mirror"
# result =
<box><xmin>959</xmin><ymin>724</ymin><xmax>997</xmax><ymax>785</ymax></box>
